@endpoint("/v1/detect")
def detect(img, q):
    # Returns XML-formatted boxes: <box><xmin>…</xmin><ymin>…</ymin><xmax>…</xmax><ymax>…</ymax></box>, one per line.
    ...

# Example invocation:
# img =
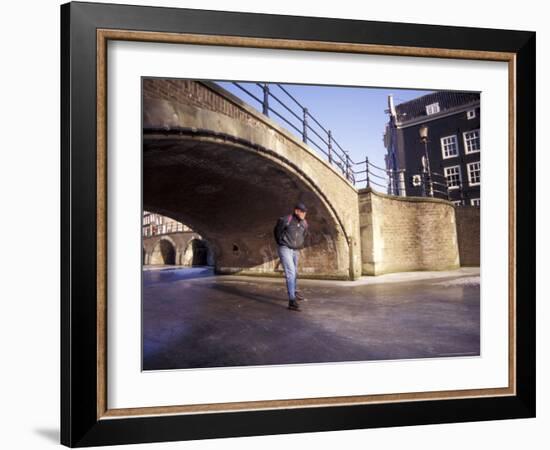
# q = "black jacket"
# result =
<box><xmin>273</xmin><ymin>214</ymin><xmax>309</xmax><ymax>250</ymax></box>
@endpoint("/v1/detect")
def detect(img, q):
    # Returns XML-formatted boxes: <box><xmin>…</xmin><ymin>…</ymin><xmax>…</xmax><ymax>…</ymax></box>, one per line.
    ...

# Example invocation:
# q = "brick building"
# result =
<box><xmin>384</xmin><ymin>91</ymin><xmax>481</xmax><ymax>206</ymax></box>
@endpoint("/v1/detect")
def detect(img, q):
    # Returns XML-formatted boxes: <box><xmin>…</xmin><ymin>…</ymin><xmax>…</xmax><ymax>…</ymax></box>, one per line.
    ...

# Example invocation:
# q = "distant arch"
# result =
<box><xmin>181</xmin><ymin>238</ymin><xmax>212</xmax><ymax>266</ymax></box>
<box><xmin>150</xmin><ymin>237</ymin><xmax>176</xmax><ymax>265</ymax></box>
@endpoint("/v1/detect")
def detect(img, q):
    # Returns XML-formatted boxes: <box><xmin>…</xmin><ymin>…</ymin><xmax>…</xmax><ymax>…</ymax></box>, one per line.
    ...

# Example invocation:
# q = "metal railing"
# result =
<box><xmin>142</xmin><ymin>222</ymin><xmax>190</xmax><ymax>237</ymax></box>
<box><xmin>421</xmin><ymin>171</ymin><xmax>478</xmax><ymax>206</ymax></box>
<box><xmin>427</xmin><ymin>171</ymin><xmax>450</xmax><ymax>199</ymax></box>
<box><xmin>232</xmin><ymin>82</ymin><xmax>398</xmax><ymax>192</ymax></box>
<box><xmin>227</xmin><ymin>82</ymin><xmax>481</xmax><ymax>205</ymax></box>
<box><xmin>230</xmin><ymin>82</ymin><xmax>478</xmax><ymax>202</ymax></box>
<box><xmin>351</xmin><ymin>156</ymin><xmax>406</xmax><ymax>195</ymax></box>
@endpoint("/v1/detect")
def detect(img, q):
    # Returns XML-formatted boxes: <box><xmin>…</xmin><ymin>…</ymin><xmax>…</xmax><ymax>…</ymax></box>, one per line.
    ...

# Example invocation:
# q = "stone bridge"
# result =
<box><xmin>143</xmin><ymin>80</ymin><xmax>478</xmax><ymax>279</ymax></box>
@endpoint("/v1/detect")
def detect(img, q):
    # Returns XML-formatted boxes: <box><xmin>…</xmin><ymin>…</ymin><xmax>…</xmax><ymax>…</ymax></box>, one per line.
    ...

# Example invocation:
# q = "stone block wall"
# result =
<box><xmin>454</xmin><ymin>206</ymin><xmax>480</xmax><ymax>266</ymax></box>
<box><xmin>359</xmin><ymin>189</ymin><xmax>460</xmax><ymax>275</ymax></box>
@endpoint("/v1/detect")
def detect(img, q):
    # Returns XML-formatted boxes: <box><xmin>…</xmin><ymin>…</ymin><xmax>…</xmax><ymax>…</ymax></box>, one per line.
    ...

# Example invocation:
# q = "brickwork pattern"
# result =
<box><xmin>143</xmin><ymin>79</ymin><xmax>265</xmax><ymax>132</ymax></box>
<box><xmin>359</xmin><ymin>190</ymin><xmax>460</xmax><ymax>275</ymax></box>
<box><xmin>454</xmin><ymin>206</ymin><xmax>480</xmax><ymax>266</ymax></box>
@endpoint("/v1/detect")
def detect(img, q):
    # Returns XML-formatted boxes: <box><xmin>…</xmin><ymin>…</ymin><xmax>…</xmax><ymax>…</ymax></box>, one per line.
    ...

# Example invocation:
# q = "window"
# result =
<box><xmin>453</xmin><ymin>200</ymin><xmax>463</xmax><ymax>206</ymax></box>
<box><xmin>467</xmin><ymin>162</ymin><xmax>481</xmax><ymax>186</ymax></box>
<box><xmin>467</xmin><ymin>109</ymin><xmax>476</xmax><ymax>120</ymax></box>
<box><xmin>440</xmin><ymin>135</ymin><xmax>459</xmax><ymax>159</ymax></box>
<box><xmin>470</xmin><ymin>198</ymin><xmax>481</xmax><ymax>207</ymax></box>
<box><xmin>426</xmin><ymin>102</ymin><xmax>440</xmax><ymax>115</ymax></box>
<box><xmin>463</xmin><ymin>129</ymin><xmax>480</xmax><ymax>154</ymax></box>
<box><xmin>444</xmin><ymin>165</ymin><xmax>462</xmax><ymax>189</ymax></box>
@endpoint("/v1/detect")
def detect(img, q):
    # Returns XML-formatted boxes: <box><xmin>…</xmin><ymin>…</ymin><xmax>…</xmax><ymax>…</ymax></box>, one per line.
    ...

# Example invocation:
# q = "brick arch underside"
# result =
<box><xmin>143</xmin><ymin>135</ymin><xmax>350</xmax><ymax>279</ymax></box>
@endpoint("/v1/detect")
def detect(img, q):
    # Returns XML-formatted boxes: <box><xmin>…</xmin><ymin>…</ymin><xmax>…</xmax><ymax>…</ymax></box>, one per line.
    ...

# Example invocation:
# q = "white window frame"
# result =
<box><xmin>463</xmin><ymin>129</ymin><xmax>481</xmax><ymax>154</ymax></box>
<box><xmin>444</xmin><ymin>165</ymin><xmax>462</xmax><ymax>190</ymax></box>
<box><xmin>467</xmin><ymin>161</ymin><xmax>481</xmax><ymax>186</ymax></box>
<box><xmin>470</xmin><ymin>198</ymin><xmax>481</xmax><ymax>207</ymax></box>
<box><xmin>440</xmin><ymin>135</ymin><xmax>459</xmax><ymax>159</ymax></box>
<box><xmin>426</xmin><ymin>102</ymin><xmax>440</xmax><ymax>115</ymax></box>
<box><xmin>467</xmin><ymin>109</ymin><xmax>476</xmax><ymax>120</ymax></box>
<box><xmin>452</xmin><ymin>200</ymin><xmax>463</xmax><ymax>206</ymax></box>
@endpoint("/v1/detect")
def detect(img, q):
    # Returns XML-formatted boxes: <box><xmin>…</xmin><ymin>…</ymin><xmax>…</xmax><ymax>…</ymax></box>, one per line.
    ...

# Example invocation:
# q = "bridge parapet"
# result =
<box><xmin>359</xmin><ymin>188</ymin><xmax>460</xmax><ymax>275</ymax></box>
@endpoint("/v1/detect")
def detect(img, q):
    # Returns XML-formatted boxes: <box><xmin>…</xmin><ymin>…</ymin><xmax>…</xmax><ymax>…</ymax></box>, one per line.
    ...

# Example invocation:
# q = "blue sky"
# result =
<box><xmin>217</xmin><ymin>81</ymin><xmax>432</xmax><ymax>182</ymax></box>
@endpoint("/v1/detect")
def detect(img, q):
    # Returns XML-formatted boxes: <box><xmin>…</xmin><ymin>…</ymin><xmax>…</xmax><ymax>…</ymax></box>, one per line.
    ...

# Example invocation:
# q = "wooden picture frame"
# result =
<box><xmin>61</xmin><ymin>1</ymin><xmax>535</xmax><ymax>446</ymax></box>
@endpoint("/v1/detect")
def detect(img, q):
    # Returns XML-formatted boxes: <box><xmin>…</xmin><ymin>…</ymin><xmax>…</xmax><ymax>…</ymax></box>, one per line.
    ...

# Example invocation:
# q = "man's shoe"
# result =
<box><xmin>295</xmin><ymin>290</ymin><xmax>306</xmax><ymax>302</ymax></box>
<box><xmin>288</xmin><ymin>301</ymin><xmax>301</xmax><ymax>311</ymax></box>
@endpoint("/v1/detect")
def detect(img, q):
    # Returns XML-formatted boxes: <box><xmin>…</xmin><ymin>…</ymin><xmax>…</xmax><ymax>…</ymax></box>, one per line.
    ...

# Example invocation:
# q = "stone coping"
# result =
<box><xmin>358</xmin><ymin>186</ymin><xmax>456</xmax><ymax>206</ymax></box>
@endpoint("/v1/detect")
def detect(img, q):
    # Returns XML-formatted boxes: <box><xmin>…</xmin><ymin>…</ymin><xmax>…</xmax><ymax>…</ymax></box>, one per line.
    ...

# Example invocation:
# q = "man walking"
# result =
<box><xmin>273</xmin><ymin>202</ymin><xmax>310</xmax><ymax>311</ymax></box>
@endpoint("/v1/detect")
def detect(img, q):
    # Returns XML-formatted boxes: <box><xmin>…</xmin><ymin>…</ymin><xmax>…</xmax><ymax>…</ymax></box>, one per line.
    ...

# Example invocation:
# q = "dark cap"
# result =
<box><xmin>294</xmin><ymin>202</ymin><xmax>308</xmax><ymax>212</ymax></box>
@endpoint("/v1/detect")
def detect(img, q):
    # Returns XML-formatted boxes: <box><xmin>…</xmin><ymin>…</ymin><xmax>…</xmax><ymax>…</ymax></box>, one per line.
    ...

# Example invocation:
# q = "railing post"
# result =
<box><xmin>445</xmin><ymin>177</ymin><xmax>451</xmax><ymax>201</ymax></box>
<box><xmin>262</xmin><ymin>83</ymin><xmax>269</xmax><ymax>116</ymax></box>
<box><xmin>421</xmin><ymin>144</ymin><xmax>434</xmax><ymax>197</ymax></box>
<box><xmin>302</xmin><ymin>108</ymin><xmax>308</xmax><ymax>144</ymax></box>
<box><xmin>422</xmin><ymin>167</ymin><xmax>428</xmax><ymax>197</ymax></box>
<box><xmin>365</xmin><ymin>157</ymin><xmax>370</xmax><ymax>188</ymax></box>
<box><xmin>328</xmin><ymin>130</ymin><xmax>333</xmax><ymax>164</ymax></box>
<box><xmin>399</xmin><ymin>170</ymin><xmax>406</xmax><ymax>196</ymax></box>
<box><xmin>424</xmin><ymin>167</ymin><xmax>433</xmax><ymax>197</ymax></box>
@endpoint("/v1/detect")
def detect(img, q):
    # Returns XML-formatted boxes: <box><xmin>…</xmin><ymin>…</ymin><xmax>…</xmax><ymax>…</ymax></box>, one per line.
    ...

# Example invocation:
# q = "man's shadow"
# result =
<box><xmin>208</xmin><ymin>282</ymin><xmax>288</xmax><ymax>310</ymax></box>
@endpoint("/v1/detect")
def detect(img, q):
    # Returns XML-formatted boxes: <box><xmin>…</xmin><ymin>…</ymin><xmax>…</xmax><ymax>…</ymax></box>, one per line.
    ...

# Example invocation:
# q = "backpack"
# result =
<box><xmin>285</xmin><ymin>214</ymin><xmax>308</xmax><ymax>231</ymax></box>
<box><xmin>274</xmin><ymin>215</ymin><xmax>309</xmax><ymax>245</ymax></box>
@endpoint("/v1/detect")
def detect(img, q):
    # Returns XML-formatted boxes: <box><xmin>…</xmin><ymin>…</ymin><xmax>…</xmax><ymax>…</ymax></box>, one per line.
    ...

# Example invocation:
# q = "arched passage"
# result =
<box><xmin>180</xmin><ymin>238</ymin><xmax>212</xmax><ymax>266</ymax></box>
<box><xmin>150</xmin><ymin>238</ymin><xmax>176</xmax><ymax>265</ymax></box>
<box><xmin>144</xmin><ymin>134</ymin><xmax>350</xmax><ymax>278</ymax></box>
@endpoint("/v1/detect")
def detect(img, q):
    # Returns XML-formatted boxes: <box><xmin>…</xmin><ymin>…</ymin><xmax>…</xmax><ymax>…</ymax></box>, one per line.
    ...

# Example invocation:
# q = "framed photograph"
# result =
<box><xmin>61</xmin><ymin>1</ymin><xmax>536</xmax><ymax>447</ymax></box>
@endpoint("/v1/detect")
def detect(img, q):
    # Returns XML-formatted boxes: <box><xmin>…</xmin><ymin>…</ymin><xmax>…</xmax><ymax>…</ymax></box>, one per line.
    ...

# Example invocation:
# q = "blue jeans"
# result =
<box><xmin>277</xmin><ymin>245</ymin><xmax>299</xmax><ymax>302</ymax></box>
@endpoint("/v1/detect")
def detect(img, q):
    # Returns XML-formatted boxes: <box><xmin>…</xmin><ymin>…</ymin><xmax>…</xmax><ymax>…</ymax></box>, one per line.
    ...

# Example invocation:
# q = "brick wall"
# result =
<box><xmin>454</xmin><ymin>206</ymin><xmax>480</xmax><ymax>266</ymax></box>
<box><xmin>143</xmin><ymin>78</ymin><xmax>254</xmax><ymax>124</ymax></box>
<box><xmin>359</xmin><ymin>189</ymin><xmax>460</xmax><ymax>275</ymax></box>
